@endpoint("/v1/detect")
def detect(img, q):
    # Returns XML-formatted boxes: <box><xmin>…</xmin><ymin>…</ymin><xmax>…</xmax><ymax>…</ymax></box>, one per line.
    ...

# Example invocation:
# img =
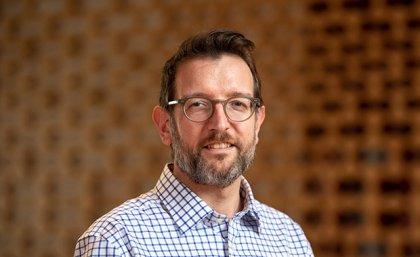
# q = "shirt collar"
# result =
<box><xmin>155</xmin><ymin>164</ymin><xmax>261</xmax><ymax>235</ymax></box>
<box><xmin>155</xmin><ymin>164</ymin><xmax>213</xmax><ymax>235</ymax></box>
<box><xmin>238</xmin><ymin>173</ymin><xmax>262</xmax><ymax>233</ymax></box>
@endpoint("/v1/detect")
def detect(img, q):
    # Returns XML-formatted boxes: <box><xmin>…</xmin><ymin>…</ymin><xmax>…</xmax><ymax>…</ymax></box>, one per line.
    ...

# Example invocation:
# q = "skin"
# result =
<box><xmin>153</xmin><ymin>54</ymin><xmax>265</xmax><ymax>218</ymax></box>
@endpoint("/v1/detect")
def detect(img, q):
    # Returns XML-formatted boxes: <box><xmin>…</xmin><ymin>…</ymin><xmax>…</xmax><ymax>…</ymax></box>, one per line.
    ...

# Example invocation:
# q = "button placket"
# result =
<box><xmin>227</xmin><ymin>219</ymin><xmax>238</xmax><ymax>255</ymax></box>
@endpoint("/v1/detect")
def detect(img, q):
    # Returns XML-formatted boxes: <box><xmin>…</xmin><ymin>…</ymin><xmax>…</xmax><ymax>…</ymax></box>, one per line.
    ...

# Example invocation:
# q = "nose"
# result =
<box><xmin>207</xmin><ymin>103</ymin><xmax>230</xmax><ymax>131</ymax></box>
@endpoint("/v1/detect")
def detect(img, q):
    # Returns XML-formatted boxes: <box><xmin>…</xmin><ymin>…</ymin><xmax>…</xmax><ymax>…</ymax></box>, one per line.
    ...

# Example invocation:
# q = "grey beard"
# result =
<box><xmin>169</xmin><ymin>117</ymin><xmax>256</xmax><ymax>188</ymax></box>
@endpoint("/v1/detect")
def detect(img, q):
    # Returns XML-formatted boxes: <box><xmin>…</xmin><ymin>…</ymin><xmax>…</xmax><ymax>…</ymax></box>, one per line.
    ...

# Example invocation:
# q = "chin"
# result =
<box><xmin>207</xmin><ymin>157</ymin><xmax>236</xmax><ymax>171</ymax></box>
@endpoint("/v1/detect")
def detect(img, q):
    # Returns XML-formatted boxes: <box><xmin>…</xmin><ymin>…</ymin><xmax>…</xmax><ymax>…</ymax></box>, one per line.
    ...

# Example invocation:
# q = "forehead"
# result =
<box><xmin>174</xmin><ymin>55</ymin><xmax>254</xmax><ymax>98</ymax></box>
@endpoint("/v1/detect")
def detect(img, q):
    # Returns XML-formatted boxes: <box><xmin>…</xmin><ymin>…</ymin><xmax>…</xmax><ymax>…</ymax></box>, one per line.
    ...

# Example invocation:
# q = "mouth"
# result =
<box><xmin>205</xmin><ymin>142</ymin><xmax>234</xmax><ymax>149</ymax></box>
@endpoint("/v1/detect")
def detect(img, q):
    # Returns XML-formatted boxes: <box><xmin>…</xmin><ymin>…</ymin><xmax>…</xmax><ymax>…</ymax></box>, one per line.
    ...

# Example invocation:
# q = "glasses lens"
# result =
<box><xmin>184</xmin><ymin>98</ymin><xmax>212</xmax><ymax>121</ymax></box>
<box><xmin>226</xmin><ymin>97</ymin><xmax>254</xmax><ymax>121</ymax></box>
<box><xmin>182</xmin><ymin>97</ymin><xmax>257</xmax><ymax>122</ymax></box>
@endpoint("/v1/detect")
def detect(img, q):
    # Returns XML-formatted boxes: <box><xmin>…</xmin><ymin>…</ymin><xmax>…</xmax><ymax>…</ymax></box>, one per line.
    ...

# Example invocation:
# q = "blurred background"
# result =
<box><xmin>1</xmin><ymin>0</ymin><xmax>420</xmax><ymax>256</ymax></box>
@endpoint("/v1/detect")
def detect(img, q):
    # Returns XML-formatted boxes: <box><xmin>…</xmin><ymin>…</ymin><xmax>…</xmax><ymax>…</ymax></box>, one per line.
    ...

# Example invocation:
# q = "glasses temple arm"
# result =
<box><xmin>167</xmin><ymin>100</ymin><xmax>179</xmax><ymax>106</ymax></box>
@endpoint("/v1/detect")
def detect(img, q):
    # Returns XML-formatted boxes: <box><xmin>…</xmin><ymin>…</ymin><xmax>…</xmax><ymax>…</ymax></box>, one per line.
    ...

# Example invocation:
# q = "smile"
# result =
<box><xmin>206</xmin><ymin>143</ymin><xmax>233</xmax><ymax>149</ymax></box>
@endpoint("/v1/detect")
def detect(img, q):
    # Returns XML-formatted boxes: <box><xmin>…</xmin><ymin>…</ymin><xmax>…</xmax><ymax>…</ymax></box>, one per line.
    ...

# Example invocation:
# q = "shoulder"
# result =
<box><xmin>255</xmin><ymin>200</ymin><xmax>308</xmax><ymax>237</ymax></box>
<box><xmin>80</xmin><ymin>190</ymin><xmax>163</xmax><ymax>240</ymax></box>
<box><xmin>75</xmin><ymin>190</ymin><xmax>169</xmax><ymax>256</ymax></box>
<box><xmin>253</xmin><ymin>201</ymin><xmax>314</xmax><ymax>256</ymax></box>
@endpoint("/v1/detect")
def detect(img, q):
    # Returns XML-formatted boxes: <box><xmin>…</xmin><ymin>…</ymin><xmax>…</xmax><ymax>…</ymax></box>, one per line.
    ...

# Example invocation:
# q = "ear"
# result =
<box><xmin>254</xmin><ymin>105</ymin><xmax>265</xmax><ymax>144</ymax></box>
<box><xmin>152</xmin><ymin>106</ymin><xmax>172</xmax><ymax>146</ymax></box>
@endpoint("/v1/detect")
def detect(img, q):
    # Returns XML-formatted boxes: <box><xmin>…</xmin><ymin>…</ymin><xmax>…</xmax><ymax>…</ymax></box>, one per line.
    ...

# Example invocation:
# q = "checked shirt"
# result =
<box><xmin>74</xmin><ymin>164</ymin><xmax>314</xmax><ymax>257</ymax></box>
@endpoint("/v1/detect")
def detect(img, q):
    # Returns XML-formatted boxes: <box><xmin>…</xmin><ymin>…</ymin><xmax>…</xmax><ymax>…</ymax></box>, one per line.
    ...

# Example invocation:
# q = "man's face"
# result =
<box><xmin>169</xmin><ymin>55</ymin><xmax>265</xmax><ymax>188</ymax></box>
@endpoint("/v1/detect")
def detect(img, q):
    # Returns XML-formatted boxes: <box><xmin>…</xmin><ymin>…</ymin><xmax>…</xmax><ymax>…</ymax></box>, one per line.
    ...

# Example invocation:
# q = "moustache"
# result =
<box><xmin>199</xmin><ymin>132</ymin><xmax>238</xmax><ymax>148</ymax></box>
<box><xmin>208</xmin><ymin>132</ymin><xmax>232</xmax><ymax>142</ymax></box>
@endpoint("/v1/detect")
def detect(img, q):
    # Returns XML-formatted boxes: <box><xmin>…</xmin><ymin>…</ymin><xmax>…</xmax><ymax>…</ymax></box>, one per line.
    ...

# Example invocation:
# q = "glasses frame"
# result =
<box><xmin>167</xmin><ymin>96</ymin><xmax>261</xmax><ymax>122</ymax></box>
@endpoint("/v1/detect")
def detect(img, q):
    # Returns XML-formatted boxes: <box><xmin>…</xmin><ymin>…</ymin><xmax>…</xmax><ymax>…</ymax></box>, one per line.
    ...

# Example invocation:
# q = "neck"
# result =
<box><xmin>172</xmin><ymin>165</ymin><xmax>243</xmax><ymax>219</ymax></box>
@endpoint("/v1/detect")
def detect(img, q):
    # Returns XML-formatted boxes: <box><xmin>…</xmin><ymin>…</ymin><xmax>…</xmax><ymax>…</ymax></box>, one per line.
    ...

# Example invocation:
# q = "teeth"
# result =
<box><xmin>208</xmin><ymin>143</ymin><xmax>231</xmax><ymax>149</ymax></box>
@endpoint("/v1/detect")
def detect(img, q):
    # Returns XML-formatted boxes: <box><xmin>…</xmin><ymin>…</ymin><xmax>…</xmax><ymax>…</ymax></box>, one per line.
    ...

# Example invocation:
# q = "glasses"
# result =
<box><xmin>167</xmin><ymin>96</ymin><xmax>261</xmax><ymax>122</ymax></box>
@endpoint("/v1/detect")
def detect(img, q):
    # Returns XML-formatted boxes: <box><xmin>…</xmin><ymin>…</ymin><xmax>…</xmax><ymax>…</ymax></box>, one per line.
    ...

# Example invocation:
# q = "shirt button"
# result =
<box><xmin>229</xmin><ymin>243</ymin><xmax>235</xmax><ymax>250</ymax></box>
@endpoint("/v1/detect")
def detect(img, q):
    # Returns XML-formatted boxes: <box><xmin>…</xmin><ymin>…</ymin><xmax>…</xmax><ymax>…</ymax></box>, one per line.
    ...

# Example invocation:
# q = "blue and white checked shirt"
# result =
<box><xmin>75</xmin><ymin>164</ymin><xmax>314</xmax><ymax>257</ymax></box>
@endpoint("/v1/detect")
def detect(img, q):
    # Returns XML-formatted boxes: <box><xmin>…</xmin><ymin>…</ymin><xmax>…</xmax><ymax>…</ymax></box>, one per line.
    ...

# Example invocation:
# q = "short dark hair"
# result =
<box><xmin>159</xmin><ymin>29</ymin><xmax>263</xmax><ymax>109</ymax></box>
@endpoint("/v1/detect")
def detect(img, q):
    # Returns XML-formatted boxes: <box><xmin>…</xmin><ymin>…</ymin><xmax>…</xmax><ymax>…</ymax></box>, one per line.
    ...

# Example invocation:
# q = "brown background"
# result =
<box><xmin>1</xmin><ymin>0</ymin><xmax>420</xmax><ymax>257</ymax></box>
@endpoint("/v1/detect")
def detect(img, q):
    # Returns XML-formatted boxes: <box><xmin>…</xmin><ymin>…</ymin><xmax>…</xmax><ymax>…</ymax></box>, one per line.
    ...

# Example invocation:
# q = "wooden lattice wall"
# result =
<box><xmin>1</xmin><ymin>1</ymin><xmax>419</xmax><ymax>257</ymax></box>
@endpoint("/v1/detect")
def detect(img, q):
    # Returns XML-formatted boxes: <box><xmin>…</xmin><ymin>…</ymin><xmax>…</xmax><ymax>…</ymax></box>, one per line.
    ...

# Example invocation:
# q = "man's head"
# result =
<box><xmin>153</xmin><ymin>29</ymin><xmax>265</xmax><ymax>188</ymax></box>
<box><xmin>159</xmin><ymin>29</ymin><xmax>263</xmax><ymax>110</ymax></box>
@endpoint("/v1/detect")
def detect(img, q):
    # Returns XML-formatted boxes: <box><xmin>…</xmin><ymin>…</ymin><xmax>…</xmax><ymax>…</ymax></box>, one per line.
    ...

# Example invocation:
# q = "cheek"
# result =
<box><xmin>174</xmin><ymin>118</ymin><xmax>201</xmax><ymax>145</ymax></box>
<box><xmin>245</xmin><ymin>122</ymin><xmax>260</xmax><ymax>144</ymax></box>
<box><xmin>231</xmin><ymin>123</ymin><xmax>253</xmax><ymax>143</ymax></box>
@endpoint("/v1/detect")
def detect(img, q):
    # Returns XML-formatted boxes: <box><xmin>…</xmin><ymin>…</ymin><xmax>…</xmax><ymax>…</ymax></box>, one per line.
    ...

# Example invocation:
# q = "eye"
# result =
<box><xmin>185</xmin><ymin>98</ymin><xmax>211</xmax><ymax>111</ymax></box>
<box><xmin>191</xmin><ymin>101</ymin><xmax>205</xmax><ymax>107</ymax></box>
<box><xmin>228</xmin><ymin>98</ymin><xmax>250</xmax><ymax>111</ymax></box>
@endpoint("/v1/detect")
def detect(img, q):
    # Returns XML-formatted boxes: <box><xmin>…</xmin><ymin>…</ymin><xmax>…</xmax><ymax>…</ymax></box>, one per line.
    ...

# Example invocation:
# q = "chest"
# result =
<box><xmin>127</xmin><ymin>220</ymin><xmax>303</xmax><ymax>257</ymax></box>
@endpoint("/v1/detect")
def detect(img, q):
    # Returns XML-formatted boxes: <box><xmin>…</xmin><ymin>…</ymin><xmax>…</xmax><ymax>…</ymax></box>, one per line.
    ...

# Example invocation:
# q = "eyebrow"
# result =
<box><xmin>178</xmin><ymin>91</ymin><xmax>254</xmax><ymax>99</ymax></box>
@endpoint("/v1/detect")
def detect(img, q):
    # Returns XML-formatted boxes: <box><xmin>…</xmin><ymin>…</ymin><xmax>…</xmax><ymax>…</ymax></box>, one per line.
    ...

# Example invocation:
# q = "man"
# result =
<box><xmin>75</xmin><ymin>29</ymin><xmax>314</xmax><ymax>257</ymax></box>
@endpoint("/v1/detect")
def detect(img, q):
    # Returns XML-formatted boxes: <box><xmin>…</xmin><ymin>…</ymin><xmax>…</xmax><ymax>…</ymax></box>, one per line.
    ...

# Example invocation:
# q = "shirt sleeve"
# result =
<box><xmin>74</xmin><ymin>235</ymin><xmax>122</xmax><ymax>257</ymax></box>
